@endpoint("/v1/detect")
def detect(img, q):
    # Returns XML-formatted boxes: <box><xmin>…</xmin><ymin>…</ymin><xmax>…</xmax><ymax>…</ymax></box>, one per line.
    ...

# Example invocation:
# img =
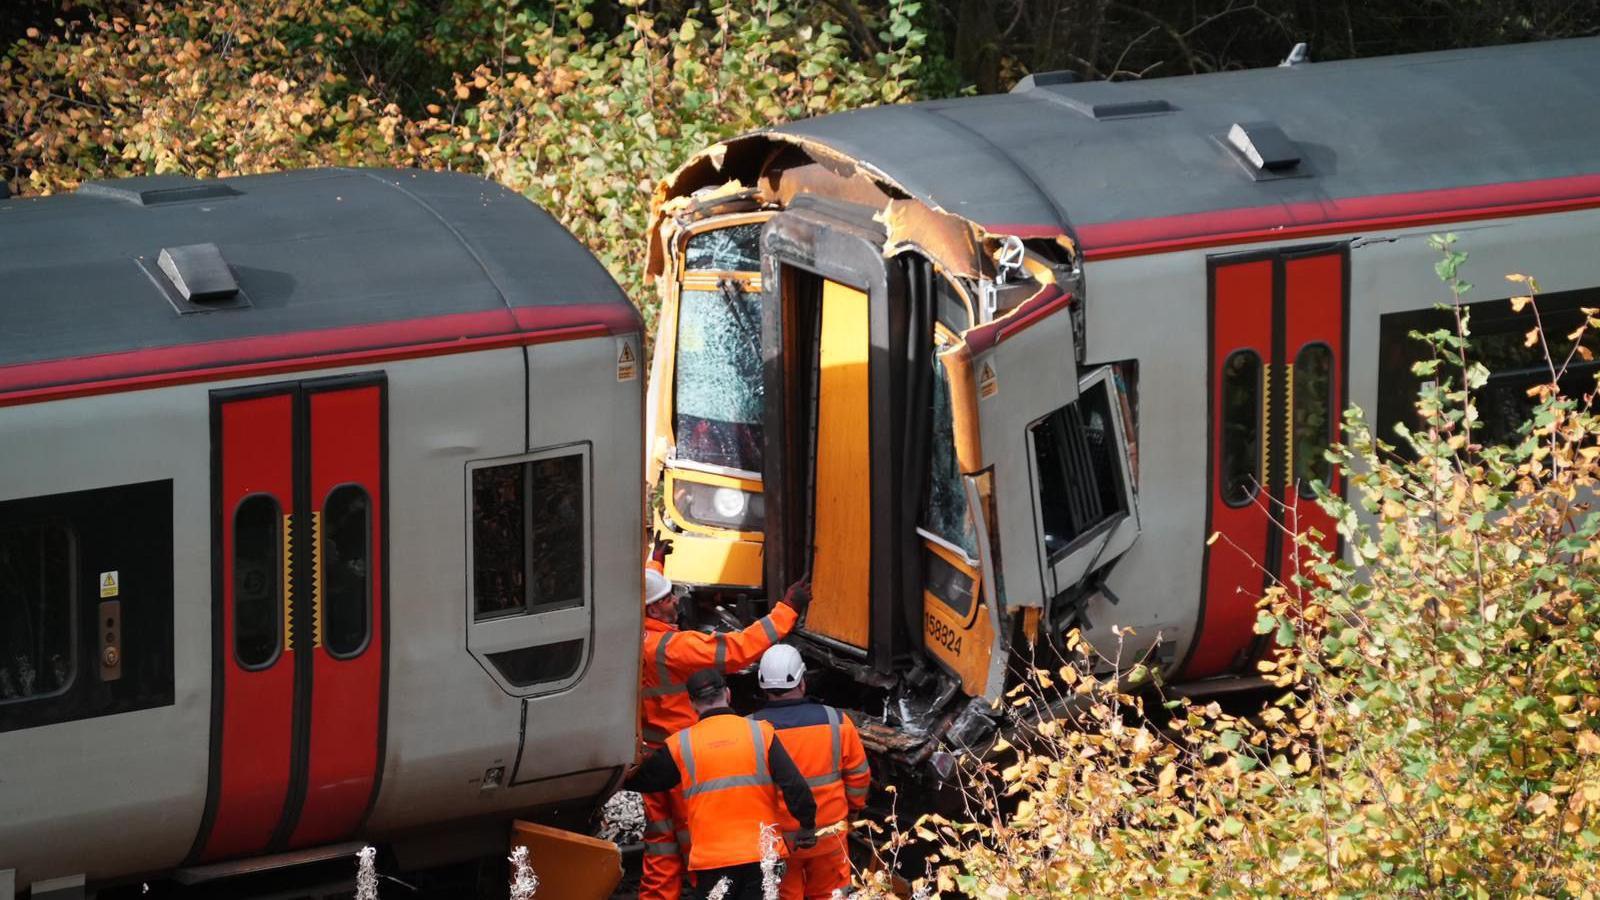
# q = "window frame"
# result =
<box><xmin>232</xmin><ymin>492</ymin><xmax>283</xmax><ymax>672</ymax></box>
<box><xmin>464</xmin><ymin>442</ymin><xmax>594</xmax><ymax>698</ymax></box>
<box><xmin>0</xmin><ymin>519</ymin><xmax>78</xmax><ymax>706</ymax></box>
<box><xmin>1024</xmin><ymin>365</ymin><xmax>1142</xmax><ymax>600</ymax></box>
<box><xmin>319</xmin><ymin>482</ymin><xmax>373</xmax><ymax>660</ymax></box>
<box><xmin>1219</xmin><ymin>348</ymin><xmax>1265</xmax><ymax>509</ymax></box>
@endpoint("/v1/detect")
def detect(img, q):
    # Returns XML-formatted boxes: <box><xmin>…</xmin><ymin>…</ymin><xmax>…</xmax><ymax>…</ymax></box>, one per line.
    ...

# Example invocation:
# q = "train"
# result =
<box><xmin>0</xmin><ymin>169</ymin><xmax>643</xmax><ymax>896</ymax></box>
<box><xmin>643</xmin><ymin>36</ymin><xmax>1600</xmax><ymax>763</ymax></box>
<box><xmin>5</xmin><ymin>35</ymin><xmax>1600</xmax><ymax>898</ymax></box>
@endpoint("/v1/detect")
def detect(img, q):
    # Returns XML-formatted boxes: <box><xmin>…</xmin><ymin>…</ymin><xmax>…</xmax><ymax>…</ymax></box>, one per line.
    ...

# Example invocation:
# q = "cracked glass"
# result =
<box><xmin>674</xmin><ymin>288</ymin><xmax>765</xmax><ymax>471</ymax></box>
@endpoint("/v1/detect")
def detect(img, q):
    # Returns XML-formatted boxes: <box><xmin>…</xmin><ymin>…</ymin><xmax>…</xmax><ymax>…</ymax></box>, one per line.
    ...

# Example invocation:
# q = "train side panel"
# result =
<box><xmin>0</xmin><ymin>337</ymin><xmax>642</xmax><ymax>887</ymax></box>
<box><xmin>1079</xmin><ymin>205</ymin><xmax>1600</xmax><ymax>677</ymax></box>
<box><xmin>0</xmin><ymin>384</ymin><xmax>212</xmax><ymax>884</ymax></box>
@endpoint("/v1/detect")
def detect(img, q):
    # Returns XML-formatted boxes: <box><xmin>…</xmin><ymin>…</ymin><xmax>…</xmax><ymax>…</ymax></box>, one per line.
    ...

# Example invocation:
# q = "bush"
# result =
<box><xmin>860</xmin><ymin>239</ymin><xmax>1600</xmax><ymax>897</ymax></box>
<box><xmin>1</xmin><ymin>0</ymin><xmax>935</xmax><ymax>324</ymax></box>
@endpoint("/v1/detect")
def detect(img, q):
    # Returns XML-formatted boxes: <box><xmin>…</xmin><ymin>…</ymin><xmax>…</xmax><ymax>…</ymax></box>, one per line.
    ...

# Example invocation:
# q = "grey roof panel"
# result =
<box><xmin>771</xmin><ymin>38</ymin><xmax>1600</xmax><ymax>233</ymax></box>
<box><xmin>0</xmin><ymin>168</ymin><xmax>631</xmax><ymax>373</ymax></box>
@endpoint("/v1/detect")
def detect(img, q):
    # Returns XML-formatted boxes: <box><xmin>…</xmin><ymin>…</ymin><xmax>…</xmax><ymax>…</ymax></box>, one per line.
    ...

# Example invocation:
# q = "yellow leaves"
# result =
<box><xmin>1526</xmin><ymin>327</ymin><xmax>1541</xmax><ymax>348</ymax></box>
<box><xmin>1578</xmin><ymin>731</ymin><xmax>1600</xmax><ymax>755</ymax></box>
<box><xmin>1510</xmin><ymin>294</ymin><xmax>1533</xmax><ymax>312</ymax></box>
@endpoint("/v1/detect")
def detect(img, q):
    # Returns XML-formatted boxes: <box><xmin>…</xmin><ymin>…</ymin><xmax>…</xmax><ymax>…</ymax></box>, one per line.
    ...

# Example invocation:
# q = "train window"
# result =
<box><xmin>0</xmin><ymin>524</ymin><xmax>74</xmax><ymax>704</ymax></box>
<box><xmin>321</xmin><ymin>485</ymin><xmax>371</xmax><ymax>658</ymax></box>
<box><xmin>921</xmin><ymin>353</ymin><xmax>978</xmax><ymax>559</ymax></box>
<box><xmin>1293</xmin><ymin>344</ymin><xmax>1334</xmax><ymax>498</ymax></box>
<box><xmin>686</xmin><ymin>222</ymin><xmax>763</xmax><ymax>272</ymax></box>
<box><xmin>471</xmin><ymin>450</ymin><xmax>587</xmax><ymax>621</ymax></box>
<box><xmin>234</xmin><ymin>494</ymin><xmax>281</xmax><ymax>669</ymax></box>
<box><xmin>675</xmin><ymin>287</ymin><xmax>765</xmax><ymax>472</ymax></box>
<box><xmin>922</xmin><ymin>549</ymin><xmax>975</xmax><ymax>619</ymax></box>
<box><xmin>1377</xmin><ymin>288</ymin><xmax>1600</xmax><ymax>459</ymax></box>
<box><xmin>1031</xmin><ymin>378</ymin><xmax>1128</xmax><ymax>557</ymax></box>
<box><xmin>1221</xmin><ymin>350</ymin><xmax>1262</xmax><ymax>507</ymax></box>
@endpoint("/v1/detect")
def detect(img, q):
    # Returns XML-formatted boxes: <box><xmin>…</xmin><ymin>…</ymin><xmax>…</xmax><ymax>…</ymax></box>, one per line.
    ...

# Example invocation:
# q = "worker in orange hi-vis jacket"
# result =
<box><xmin>750</xmin><ymin>644</ymin><xmax>872</xmax><ymax>900</ymax></box>
<box><xmin>636</xmin><ymin>559</ymin><xmax>811</xmax><ymax>900</ymax></box>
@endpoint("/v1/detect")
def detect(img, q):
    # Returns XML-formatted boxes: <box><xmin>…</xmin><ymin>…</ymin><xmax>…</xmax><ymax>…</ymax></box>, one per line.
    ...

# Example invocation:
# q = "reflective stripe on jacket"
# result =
<box><xmin>668</xmin><ymin>714</ymin><xmax>788</xmax><ymax>870</ymax></box>
<box><xmin>751</xmin><ymin>699</ymin><xmax>871</xmax><ymax>832</ymax></box>
<box><xmin>640</xmin><ymin>604</ymin><xmax>797</xmax><ymax>746</ymax></box>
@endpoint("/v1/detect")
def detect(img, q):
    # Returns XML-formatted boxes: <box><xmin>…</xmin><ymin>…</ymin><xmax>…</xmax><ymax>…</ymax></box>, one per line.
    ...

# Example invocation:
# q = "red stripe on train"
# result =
<box><xmin>0</xmin><ymin>302</ymin><xmax>639</xmax><ymax>407</ymax></box>
<box><xmin>987</xmin><ymin>172</ymin><xmax>1600</xmax><ymax>260</ymax></box>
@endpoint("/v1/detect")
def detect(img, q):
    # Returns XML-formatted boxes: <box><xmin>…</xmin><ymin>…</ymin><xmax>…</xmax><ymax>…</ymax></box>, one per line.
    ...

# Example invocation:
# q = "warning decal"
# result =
<box><xmin>978</xmin><ymin>360</ymin><xmax>999</xmax><ymax>399</ymax></box>
<box><xmin>99</xmin><ymin>570</ymin><xmax>120</xmax><ymax>598</ymax></box>
<box><xmin>616</xmin><ymin>338</ymin><xmax>638</xmax><ymax>382</ymax></box>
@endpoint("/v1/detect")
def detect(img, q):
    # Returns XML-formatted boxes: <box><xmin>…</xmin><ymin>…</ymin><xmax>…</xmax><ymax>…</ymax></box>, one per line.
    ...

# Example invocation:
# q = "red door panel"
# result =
<box><xmin>1278</xmin><ymin>253</ymin><xmax>1346</xmax><ymax>593</ymax></box>
<box><xmin>1185</xmin><ymin>259</ymin><xmax>1274</xmax><ymax>678</ymax></box>
<box><xmin>194</xmin><ymin>375</ymin><xmax>387</xmax><ymax>863</ymax></box>
<box><xmin>292</xmin><ymin>383</ymin><xmax>385</xmax><ymax>847</ymax></box>
<box><xmin>201</xmin><ymin>391</ymin><xmax>297</xmax><ymax>861</ymax></box>
<box><xmin>1184</xmin><ymin>247</ymin><xmax>1348</xmax><ymax>680</ymax></box>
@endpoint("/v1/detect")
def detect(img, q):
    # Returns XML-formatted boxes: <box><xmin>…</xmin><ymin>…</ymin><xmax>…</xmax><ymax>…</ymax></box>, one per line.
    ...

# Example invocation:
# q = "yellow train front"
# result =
<box><xmin>644</xmin><ymin>38</ymin><xmax>1600</xmax><ymax>762</ymax></box>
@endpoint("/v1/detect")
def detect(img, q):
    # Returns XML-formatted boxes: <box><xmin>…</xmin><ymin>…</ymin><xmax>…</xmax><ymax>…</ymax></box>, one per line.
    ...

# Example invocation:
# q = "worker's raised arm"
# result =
<box><xmin>840</xmin><ymin>714</ymin><xmax>872</xmax><ymax>811</ymax></box>
<box><xmin>766</xmin><ymin>733</ymin><xmax>817</xmax><ymax>832</ymax></box>
<box><xmin>662</xmin><ymin>580</ymin><xmax>810</xmax><ymax>677</ymax></box>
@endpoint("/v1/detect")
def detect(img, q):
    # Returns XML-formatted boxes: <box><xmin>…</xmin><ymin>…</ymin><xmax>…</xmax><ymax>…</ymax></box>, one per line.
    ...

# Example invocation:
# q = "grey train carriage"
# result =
<box><xmin>0</xmin><ymin>169</ymin><xmax>643</xmax><ymax>895</ymax></box>
<box><xmin>643</xmin><ymin>37</ymin><xmax>1600</xmax><ymax>760</ymax></box>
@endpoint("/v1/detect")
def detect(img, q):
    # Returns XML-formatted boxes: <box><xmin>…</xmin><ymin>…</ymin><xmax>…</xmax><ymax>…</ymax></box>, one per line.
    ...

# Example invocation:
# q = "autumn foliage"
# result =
<box><xmin>1</xmin><ymin>0</ymin><xmax>930</xmax><ymax>321</ymax></box>
<box><xmin>861</xmin><ymin>240</ymin><xmax>1600</xmax><ymax>897</ymax></box>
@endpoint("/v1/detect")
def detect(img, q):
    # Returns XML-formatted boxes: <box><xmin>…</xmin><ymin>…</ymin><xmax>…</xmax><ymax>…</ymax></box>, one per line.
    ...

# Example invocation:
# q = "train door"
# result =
<box><xmin>192</xmin><ymin>373</ymin><xmax>387</xmax><ymax>861</ymax></box>
<box><xmin>1183</xmin><ymin>246</ymin><xmax>1347</xmax><ymax>679</ymax></box>
<box><xmin>759</xmin><ymin>203</ymin><xmax>909</xmax><ymax>671</ymax></box>
<box><xmin>809</xmin><ymin>277</ymin><xmax>874</xmax><ymax>648</ymax></box>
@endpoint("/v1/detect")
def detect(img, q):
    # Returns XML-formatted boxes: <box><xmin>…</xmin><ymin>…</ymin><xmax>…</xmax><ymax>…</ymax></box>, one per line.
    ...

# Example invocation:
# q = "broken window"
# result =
<box><xmin>0</xmin><ymin>524</ymin><xmax>74</xmax><ymax>702</ymax></box>
<box><xmin>1030</xmin><ymin>378</ymin><xmax>1129</xmax><ymax>557</ymax></box>
<box><xmin>686</xmin><ymin>222</ymin><xmax>763</xmax><ymax>272</ymax></box>
<box><xmin>1292</xmin><ymin>344</ymin><xmax>1333</xmax><ymax>498</ymax></box>
<box><xmin>922</xmin><ymin>354</ymin><xmax>978</xmax><ymax>559</ymax></box>
<box><xmin>675</xmin><ymin>287</ymin><xmax>765</xmax><ymax>471</ymax></box>
<box><xmin>1221</xmin><ymin>350</ymin><xmax>1262</xmax><ymax>507</ymax></box>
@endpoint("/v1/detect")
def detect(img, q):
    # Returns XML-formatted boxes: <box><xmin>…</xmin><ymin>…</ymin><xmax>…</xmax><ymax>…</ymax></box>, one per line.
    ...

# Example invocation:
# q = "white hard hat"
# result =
<box><xmin>758</xmin><ymin>644</ymin><xmax>806</xmax><ymax>691</ymax></box>
<box><xmin>644</xmin><ymin>567</ymin><xmax>673</xmax><ymax>605</ymax></box>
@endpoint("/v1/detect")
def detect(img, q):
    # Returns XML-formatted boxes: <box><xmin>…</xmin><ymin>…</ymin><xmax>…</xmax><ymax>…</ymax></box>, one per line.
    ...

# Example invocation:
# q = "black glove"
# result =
<box><xmin>794</xmin><ymin>827</ymin><xmax>817</xmax><ymax>850</ymax></box>
<box><xmin>780</xmin><ymin>578</ymin><xmax>812</xmax><ymax>616</ymax></box>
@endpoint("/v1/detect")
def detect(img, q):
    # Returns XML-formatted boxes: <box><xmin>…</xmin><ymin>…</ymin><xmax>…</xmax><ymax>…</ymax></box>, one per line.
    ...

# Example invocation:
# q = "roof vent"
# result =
<box><xmin>1011</xmin><ymin>70</ymin><xmax>1079</xmax><ymax>91</ymax></box>
<box><xmin>78</xmin><ymin>175</ymin><xmax>240</xmax><ymax>206</ymax></box>
<box><xmin>1279</xmin><ymin>42</ymin><xmax>1311</xmax><ymax>67</ymax></box>
<box><xmin>1226</xmin><ymin>121</ymin><xmax>1302</xmax><ymax>171</ymax></box>
<box><xmin>159</xmin><ymin>243</ymin><xmax>238</xmax><ymax>302</ymax></box>
<box><xmin>139</xmin><ymin>243</ymin><xmax>250</xmax><ymax>315</ymax></box>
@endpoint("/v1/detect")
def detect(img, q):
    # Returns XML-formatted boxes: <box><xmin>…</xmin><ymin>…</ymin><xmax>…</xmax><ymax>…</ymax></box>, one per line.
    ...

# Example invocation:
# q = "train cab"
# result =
<box><xmin>0</xmin><ymin>169</ymin><xmax>643</xmax><ymax>894</ymax></box>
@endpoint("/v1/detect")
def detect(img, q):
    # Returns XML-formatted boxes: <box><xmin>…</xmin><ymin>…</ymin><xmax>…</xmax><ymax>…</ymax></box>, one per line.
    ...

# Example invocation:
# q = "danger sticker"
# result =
<box><xmin>978</xmin><ymin>360</ymin><xmax>999</xmax><ymax>399</ymax></box>
<box><xmin>99</xmin><ymin>570</ymin><xmax>120</xmax><ymax>598</ymax></box>
<box><xmin>616</xmin><ymin>338</ymin><xmax>638</xmax><ymax>382</ymax></box>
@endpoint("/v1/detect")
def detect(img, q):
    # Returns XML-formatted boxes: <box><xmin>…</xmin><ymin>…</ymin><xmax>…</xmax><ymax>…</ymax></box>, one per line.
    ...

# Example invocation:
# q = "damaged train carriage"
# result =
<box><xmin>645</xmin><ymin>39</ymin><xmax>1600</xmax><ymax>764</ymax></box>
<box><xmin>644</xmin><ymin>134</ymin><xmax>1141</xmax><ymax>759</ymax></box>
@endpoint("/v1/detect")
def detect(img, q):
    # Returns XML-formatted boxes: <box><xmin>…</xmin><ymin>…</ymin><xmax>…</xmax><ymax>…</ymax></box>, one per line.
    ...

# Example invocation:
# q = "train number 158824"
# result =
<box><xmin>926</xmin><ymin>612</ymin><xmax>963</xmax><ymax>656</ymax></box>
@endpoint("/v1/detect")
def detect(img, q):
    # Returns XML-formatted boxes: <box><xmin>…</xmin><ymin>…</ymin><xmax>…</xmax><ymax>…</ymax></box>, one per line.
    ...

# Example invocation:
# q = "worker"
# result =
<box><xmin>627</xmin><ymin>668</ymin><xmax>818</xmax><ymax>900</ymax></box>
<box><xmin>638</xmin><ymin>562</ymin><xmax>811</xmax><ymax>899</ymax></box>
<box><xmin>750</xmin><ymin>645</ymin><xmax>871</xmax><ymax>900</ymax></box>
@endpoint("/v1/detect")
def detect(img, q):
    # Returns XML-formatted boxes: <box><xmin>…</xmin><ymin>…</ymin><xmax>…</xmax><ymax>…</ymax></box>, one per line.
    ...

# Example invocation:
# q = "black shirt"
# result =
<box><xmin>624</xmin><ymin>708</ymin><xmax>818</xmax><ymax>831</ymax></box>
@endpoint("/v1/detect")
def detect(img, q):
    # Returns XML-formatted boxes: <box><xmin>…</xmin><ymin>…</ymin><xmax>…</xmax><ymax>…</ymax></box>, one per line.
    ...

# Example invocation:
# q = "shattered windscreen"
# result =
<box><xmin>686</xmin><ymin>222</ymin><xmax>763</xmax><ymax>272</ymax></box>
<box><xmin>674</xmin><ymin>288</ymin><xmax>765</xmax><ymax>471</ymax></box>
<box><xmin>923</xmin><ymin>356</ymin><xmax>979</xmax><ymax>558</ymax></box>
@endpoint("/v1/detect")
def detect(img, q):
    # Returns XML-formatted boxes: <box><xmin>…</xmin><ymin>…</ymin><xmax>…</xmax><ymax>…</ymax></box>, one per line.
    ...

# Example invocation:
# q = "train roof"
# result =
<box><xmin>0</xmin><ymin>168</ymin><xmax>635</xmax><ymax>403</ymax></box>
<box><xmin>758</xmin><ymin>37</ymin><xmax>1600</xmax><ymax>255</ymax></box>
